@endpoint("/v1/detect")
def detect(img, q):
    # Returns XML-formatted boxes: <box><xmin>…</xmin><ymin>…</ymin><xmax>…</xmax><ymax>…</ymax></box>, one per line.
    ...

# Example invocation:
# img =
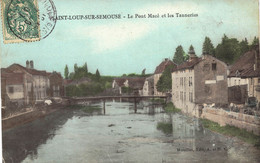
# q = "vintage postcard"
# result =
<box><xmin>0</xmin><ymin>0</ymin><xmax>260</xmax><ymax>162</ymax></box>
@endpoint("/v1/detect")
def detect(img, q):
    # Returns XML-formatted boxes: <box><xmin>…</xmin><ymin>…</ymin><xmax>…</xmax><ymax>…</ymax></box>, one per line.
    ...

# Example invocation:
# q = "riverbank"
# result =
<box><xmin>2</xmin><ymin>104</ymin><xmax>64</xmax><ymax>131</ymax></box>
<box><xmin>200</xmin><ymin>118</ymin><xmax>260</xmax><ymax>148</ymax></box>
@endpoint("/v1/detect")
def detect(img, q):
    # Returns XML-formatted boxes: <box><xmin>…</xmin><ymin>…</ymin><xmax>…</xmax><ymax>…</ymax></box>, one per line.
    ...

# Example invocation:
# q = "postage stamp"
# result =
<box><xmin>1</xmin><ymin>0</ymin><xmax>40</xmax><ymax>43</ymax></box>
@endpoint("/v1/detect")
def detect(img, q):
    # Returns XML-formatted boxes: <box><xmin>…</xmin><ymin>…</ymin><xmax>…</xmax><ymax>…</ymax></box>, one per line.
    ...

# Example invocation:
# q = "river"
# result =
<box><xmin>2</xmin><ymin>101</ymin><xmax>260</xmax><ymax>163</ymax></box>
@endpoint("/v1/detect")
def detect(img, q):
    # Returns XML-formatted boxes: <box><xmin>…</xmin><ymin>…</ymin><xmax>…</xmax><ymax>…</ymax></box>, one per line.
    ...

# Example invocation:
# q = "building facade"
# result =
<box><xmin>142</xmin><ymin>75</ymin><xmax>154</xmax><ymax>96</ymax></box>
<box><xmin>172</xmin><ymin>53</ymin><xmax>228</xmax><ymax>117</ymax></box>
<box><xmin>154</xmin><ymin>58</ymin><xmax>176</xmax><ymax>96</ymax></box>
<box><xmin>228</xmin><ymin>49</ymin><xmax>260</xmax><ymax>103</ymax></box>
<box><xmin>48</xmin><ymin>72</ymin><xmax>64</xmax><ymax>97</ymax></box>
<box><xmin>6</xmin><ymin>61</ymin><xmax>50</xmax><ymax>103</ymax></box>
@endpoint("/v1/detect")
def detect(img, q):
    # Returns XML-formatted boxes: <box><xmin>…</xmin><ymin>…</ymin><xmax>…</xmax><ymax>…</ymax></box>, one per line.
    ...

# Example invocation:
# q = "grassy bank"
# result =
<box><xmin>201</xmin><ymin>118</ymin><xmax>260</xmax><ymax>148</ymax></box>
<box><xmin>157</xmin><ymin>122</ymin><xmax>172</xmax><ymax>134</ymax></box>
<box><xmin>164</xmin><ymin>102</ymin><xmax>181</xmax><ymax>113</ymax></box>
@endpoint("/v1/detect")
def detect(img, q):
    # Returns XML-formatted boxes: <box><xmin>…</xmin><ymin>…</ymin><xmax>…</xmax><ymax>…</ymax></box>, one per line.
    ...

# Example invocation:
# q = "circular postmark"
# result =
<box><xmin>38</xmin><ymin>0</ymin><xmax>57</xmax><ymax>39</ymax></box>
<box><xmin>6</xmin><ymin>0</ymin><xmax>57</xmax><ymax>42</ymax></box>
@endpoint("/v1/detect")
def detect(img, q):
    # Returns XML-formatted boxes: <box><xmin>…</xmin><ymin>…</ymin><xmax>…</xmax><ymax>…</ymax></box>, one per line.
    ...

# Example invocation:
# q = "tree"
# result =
<box><xmin>156</xmin><ymin>65</ymin><xmax>174</xmax><ymax>93</ymax></box>
<box><xmin>250</xmin><ymin>36</ymin><xmax>259</xmax><ymax>50</ymax></box>
<box><xmin>64</xmin><ymin>65</ymin><xmax>69</xmax><ymax>79</ymax></box>
<box><xmin>83</xmin><ymin>62</ymin><xmax>88</xmax><ymax>73</ymax></box>
<box><xmin>202</xmin><ymin>36</ymin><xmax>215</xmax><ymax>56</ymax></box>
<box><xmin>141</xmin><ymin>68</ymin><xmax>146</xmax><ymax>76</ymax></box>
<box><xmin>215</xmin><ymin>34</ymin><xmax>241</xmax><ymax>64</ymax></box>
<box><xmin>96</xmin><ymin>69</ymin><xmax>100</xmax><ymax>81</ymax></box>
<box><xmin>173</xmin><ymin>45</ymin><xmax>185</xmax><ymax>65</ymax></box>
<box><xmin>240</xmin><ymin>38</ymin><xmax>249</xmax><ymax>55</ymax></box>
<box><xmin>74</xmin><ymin>64</ymin><xmax>78</xmax><ymax>73</ymax></box>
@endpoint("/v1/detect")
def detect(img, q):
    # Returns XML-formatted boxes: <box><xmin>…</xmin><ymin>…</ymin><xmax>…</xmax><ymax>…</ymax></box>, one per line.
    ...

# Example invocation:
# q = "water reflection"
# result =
<box><xmin>171</xmin><ymin>114</ymin><xmax>228</xmax><ymax>153</ymax></box>
<box><xmin>2</xmin><ymin>109</ymin><xmax>74</xmax><ymax>163</ymax></box>
<box><xmin>2</xmin><ymin>101</ymin><xmax>258</xmax><ymax>163</ymax></box>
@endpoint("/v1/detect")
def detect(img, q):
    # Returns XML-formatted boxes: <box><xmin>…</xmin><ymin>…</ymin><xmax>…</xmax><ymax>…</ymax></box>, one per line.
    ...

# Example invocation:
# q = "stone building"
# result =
<box><xmin>1</xmin><ymin>68</ymin><xmax>33</xmax><ymax>106</ymax></box>
<box><xmin>48</xmin><ymin>72</ymin><xmax>64</xmax><ymax>97</ymax></box>
<box><xmin>6</xmin><ymin>61</ymin><xmax>50</xmax><ymax>103</ymax></box>
<box><xmin>154</xmin><ymin>58</ymin><xmax>176</xmax><ymax>96</ymax></box>
<box><xmin>142</xmin><ymin>75</ymin><xmax>154</xmax><ymax>96</ymax></box>
<box><xmin>171</xmin><ymin>51</ymin><xmax>228</xmax><ymax>117</ymax></box>
<box><xmin>112</xmin><ymin>77</ymin><xmax>145</xmax><ymax>95</ymax></box>
<box><xmin>228</xmin><ymin>48</ymin><xmax>260</xmax><ymax>103</ymax></box>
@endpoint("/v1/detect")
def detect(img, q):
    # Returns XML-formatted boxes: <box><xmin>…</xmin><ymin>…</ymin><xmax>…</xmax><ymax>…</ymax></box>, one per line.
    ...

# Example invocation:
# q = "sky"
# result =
<box><xmin>0</xmin><ymin>0</ymin><xmax>259</xmax><ymax>76</ymax></box>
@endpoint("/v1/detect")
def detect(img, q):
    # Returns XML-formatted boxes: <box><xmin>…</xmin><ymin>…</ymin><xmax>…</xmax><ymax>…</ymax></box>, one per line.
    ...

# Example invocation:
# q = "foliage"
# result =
<box><xmin>164</xmin><ymin>102</ymin><xmax>181</xmax><ymax>113</ymax></box>
<box><xmin>215</xmin><ymin>34</ymin><xmax>241</xmax><ymax>64</ymax></box>
<box><xmin>240</xmin><ymin>38</ymin><xmax>249</xmax><ymax>55</ymax></box>
<box><xmin>65</xmin><ymin>72</ymin><xmax>114</xmax><ymax>97</ymax></box>
<box><xmin>141</xmin><ymin>68</ymin><xmax>146</xmax><ymax>76</ymax></box>
<box><xmin>64</xmin><ymin>65</ymin><xmax>69</xmax><ymax>79</ymax></box>
<box><xmin>157</xmin><ymin>122</ymin><xmax>172</xmax><ymax>135</ymax></box>
<box><xmin>202</xmin><ymin>36</ymin><xmax>215</xmax><ymax>56</ymax></box>
<box><xmin>121</xmin><ymin>86</ymin><xmax>133</xmax><ymax>94</ymax></box>
<box><xmin>96</xmin><ymin>69</ymin><xmax>100</xmax><ymax>81</ymax></box>
<box><xmin>250</xmin><ymin>36</ymin><xmax>259</xmax><ymax>50</ymax></box>
<box><xmin>201</xmin><ymin>118</ymin><xmax>260</xmax><ymax>148</ymax></box>
<box><xmin>156</xmin><ymin>65</ymin><xmax>174</xmax><ymax>93</ymax></box>
<box><xmin>173</xmin><ymin>45</ymin><xmax>186</xmax><ymax>65</ymax></box>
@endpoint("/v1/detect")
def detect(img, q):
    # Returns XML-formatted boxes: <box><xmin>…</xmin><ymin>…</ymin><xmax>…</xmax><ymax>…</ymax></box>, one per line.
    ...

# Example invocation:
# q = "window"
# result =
<box><xmin>212</xmin><ymin>63</ymin><xmax>217</xmax><ymax>71</ymax></box>
<box><xmin>189</xmin><ymin>77</ymin><xmax>193</xmax><ymax>86</ymax></box>
<box><xmin>8</xmin><ymin>87</ymin><xmax>14</xmax><ymax>93</ymax></box>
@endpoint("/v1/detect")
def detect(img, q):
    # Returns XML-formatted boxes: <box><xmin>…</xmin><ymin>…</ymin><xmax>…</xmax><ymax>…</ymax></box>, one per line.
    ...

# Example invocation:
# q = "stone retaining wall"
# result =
<box><xmin>2</xmin><ymin>106</ymin><xmax>60</xmax><ymax>130</ymax></box>
<box><xmin>201</xmin><ymin>107</ymin><xmax>260</xmax><ymax>136</ymax></box>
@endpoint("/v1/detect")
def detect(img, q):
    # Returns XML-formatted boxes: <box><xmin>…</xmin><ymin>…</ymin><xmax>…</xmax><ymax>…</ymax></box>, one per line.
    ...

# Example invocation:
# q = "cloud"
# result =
<box><xmin>72</xmin><ymin>21</ymin><xmax>158</xmax><ymax>54</ymax></box>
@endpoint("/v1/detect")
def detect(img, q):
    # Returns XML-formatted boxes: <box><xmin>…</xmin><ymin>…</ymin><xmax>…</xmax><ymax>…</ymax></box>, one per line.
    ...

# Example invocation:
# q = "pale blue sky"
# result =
<box><xmin>0</xmin><ymin>0</ymin><xmax>259</xmax><ymax>76</ymax></box>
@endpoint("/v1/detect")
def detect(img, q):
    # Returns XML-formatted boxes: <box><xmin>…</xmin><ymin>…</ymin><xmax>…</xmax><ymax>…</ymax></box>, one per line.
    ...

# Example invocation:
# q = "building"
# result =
<box><xmin>154</xmin><ymin>58</ymin><xmax>176</xmax><ymax>96</ymax></box>
<box><xmin>228</xmin><ymin>48</ymin><xmax>260</xmax><ymax>103</ymax></box>
<box><xmin>5</xmin><ymin>61</ymin><xmax>50</xmax><ymax>103</ymax></box>
<box><xmin>48</xmin><ymin>72</ymin><xmax>64</xmax><ymax>97</ymax></box>
<box><xmin>1</xmin><ymin>68</ymin><xmax>33</xmax><ymax>106</ymax></box>
<box><xmin>171</xmin><ymin>51</ymin><xmax>228</xmax><ymax>117</ymax></box>
<box><xmin>112</xmin><ymin>77</ymin><xmax>145</xmax><ymax>95</ymax></box>
<box><xmin>112</xmin><ymin>78</ymin><xmax>127</xmax><ymax>95</ymax></box>
<box><xmin>142</xmin><ymin>75</ymin><xmax>154</xmax><ymax>96</ymax></box>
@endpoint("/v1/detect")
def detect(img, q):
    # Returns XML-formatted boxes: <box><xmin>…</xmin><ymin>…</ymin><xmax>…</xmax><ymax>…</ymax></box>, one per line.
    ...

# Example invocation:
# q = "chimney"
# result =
<box><xmin>26</xmin><ymin>60</ymin><xmax>29</xmax><ymax>68</ymax></box>
<box><xmin>30</xmin><ymin>60</ymin><xmax>34</xmax><ymax>69</ymax></box>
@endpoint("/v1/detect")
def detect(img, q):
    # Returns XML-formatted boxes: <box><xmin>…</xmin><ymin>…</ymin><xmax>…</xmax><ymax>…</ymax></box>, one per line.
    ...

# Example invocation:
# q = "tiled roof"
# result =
<box><xmin>173</xmin><ymin>57</ymin><xmax>202</xmax><ymax>71</ymax></box>
<box><xmin>154</xmin><ymin>59</ymin><xmax>176</xmax><ymax>74</ymax></box>
<box><xmin>7</xmin><ymin>64</ymin><xmax>48</xmax><ymax>76</ymax></box>
<box><xmin>114</xmin><ymin>78</ymin><xmax>127</xmax><ymax>87</ymax></box>
<box><xmin>5</xmin><ymin>73</ymin><xmax>24</xmax><ymax>85</ymax></box>
<box><xmin>128</xmin><ymin>77</ymin><xmax>146</xmax><ymax>89</ymax></box>
<box><xmin>229</xmin><ymin>50</ymin><xmax>260</xmax><ymax>78</ymax></box>
<box><xmin>114</xmin><ymin>77</ymin><xmax>146</xmax><ymax>89</ymax></box>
